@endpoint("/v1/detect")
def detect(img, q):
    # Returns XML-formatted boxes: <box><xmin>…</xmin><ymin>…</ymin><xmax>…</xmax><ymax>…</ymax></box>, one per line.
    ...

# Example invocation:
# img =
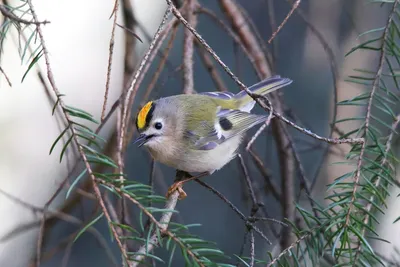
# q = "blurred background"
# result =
<box><xmin>0</xmin><ymin>0</ymin><xmax>397</xmax><ymax>266</ymax></box>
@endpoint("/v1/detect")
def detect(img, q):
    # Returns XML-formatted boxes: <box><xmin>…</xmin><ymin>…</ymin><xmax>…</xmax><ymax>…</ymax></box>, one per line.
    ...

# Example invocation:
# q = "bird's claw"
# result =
<box><xmin>166</xmin><ymin>181</ymin><xmax>187</xmax><ymax>200</ymax></box>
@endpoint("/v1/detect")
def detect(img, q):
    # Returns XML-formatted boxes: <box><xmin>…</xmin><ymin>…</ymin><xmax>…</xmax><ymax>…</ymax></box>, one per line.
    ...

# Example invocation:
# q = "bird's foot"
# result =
<box><xmin>166</xmin><ymin>170</ymin><xmax>210</xmax><ymax>200</ymax></box>
<box><xmin>166</xmin><ymin>181</ymin><xmax>187</xmax><ymax>200</ymax></box>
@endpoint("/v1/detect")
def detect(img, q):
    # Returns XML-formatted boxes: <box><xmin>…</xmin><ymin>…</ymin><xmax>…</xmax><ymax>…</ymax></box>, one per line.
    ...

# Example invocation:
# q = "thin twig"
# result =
<box><xmin>121</xmin><ymin>0</ymin><xmax>139</xmax><ymax>86</ymax></box>
<box><xmin>116</xmin><ymin>95</ymin><xmax>129</xmax><ymax>255</ymax></box>
<box><xmin>272</xmin><ymin>119</ymin><xmax>296</xmax><ymax>248</ymax></box>
<box><xmin>96</xmin><ymin>179</ymin><xmax>205</xmax><ymax>267</ymax></box>
<box><xmin>142</xmin><ymin>21</ymin><xmax>180</xmax><ymax>103</ymax></box>
<box><xmin>60</xmin><ymin>237</ymin><xmax>74</xmax><ymax>267</ymax></box>
<box><xmin>182</xmin><ymin>0</ymin><xmax>197</xmax><ymax>94</ymax></box>
<box><xmin>250</xmin><ymin>231</ymin><xmax>255</xmax><ymax>267</ymax></box>
<box><xmin>355</xmin><ymin>113</ymin><xmax>400</xmax><ymax>261</ymax></box>
<box><xmin>219</xmin><ymin>0</ymin><xmax>273</xmax><ymax>79</ymax></box>
<box><xmin>344</xmin><ymin>0</ymin><xmax>398</xmax><ymax>229</ymax></box>
<box><xmin>195</xmin><ymin>41</ymin><xmax>227</xmax><ymax>92</ymax></box>
<box><xmin>123</xmin><ymin>14</ymin><xmax>181</xmax><ymax>147</ymax></box>
<box><xmin>26</xmin><ymin>0</ymin><xmax>129</xmax><ymax>264</ymax></box>
<box><xmin>0</xmin><ymin>188</ymin><xmax>110</xmax><ymax>258</ymax></box>
<box><xmin>270</xmin><ymin>107</ymin><xmax>363</xmax><ymax>145</ymax></box>
<box><xmin>114</xmin><ymin>11</ymin><xmax>178</xmax><ymax>243</ymax></box>
<box><xmin>0</xmin><ymin>66</ymin><xmax>12</xmax><ymax>86</ymax></box>
<box><xmin>0</xmin><ymin>4</ymin><xmax>50</xmax><ymax>25</ymax></box>
<box><xmin>248</xmin><ymin>148</ymin><xmax>281</xmax><ymax>201</ymax></box>
<box><xmin>194</xmin><ymin>179</ymin><xmax>271</xmax><ymax>244</ymax></box>
<box><xmin>267</xmin><ymin>0</ymin><xmax>300</xmax><ymax>43</ymax></box>
<box><xmin>234</xmin><ymin>2</ymin><xmax>274</xmax><ymax>70</ymax></box>
<box><xmin>246</xmin><ymin>112</ymin><xmax>274</xmax><ymax>150</ymax></box>
<box><xmin>285</xmin><ymin>0</ymin><xmax>340</xmax><ymax>191</ymax></box>
<box><xmin>169</xmin><ymin>0</ymin><xmax>363</xmax><ymax>145</ymax></box>
<box><xmin>238</xmin><ymin>154</ymin><xmax>258</xmax><ymax>207</ymax></box>
<box><xmin>196</xmin><ymin>179</ymin><xmax>247</xmax><ymax>219</ymax></box>
<box><xmin>236</xmin><ymin>231</ymin><xmax>249</xmax><ymax>267</ymax></box>
<box><xmin>101</xmin><ymin>0</ymin><xmax>119</xmax><ymax>121</ymax></box>
<box><xmin>118</xmin><ymin>7</ymin><xmax>171</xmax><ymax>163</ymax></box>
<box><xmin>116</xmin><ymin>23</ymin><xmax>143</xmax><ymax>44</ymax></box>
<box><xmin>197</xmin><ymin>6</ymin><xmax>265</xmax><ymax>81</ymax></box>
<box><xmin>220</xmin><ymin>0</ymin><xmax>296</xmax><ymax>248</ymax></box>
<box><xmin>143</xmin><ymin>159</ymin><xmax>157</xmax><ymax>230</ymax></box>
<box><xmin>131</xmin><ymin>190</ymin><xmax>180</xmax><ymax>266</ymax></box>
<box><xmin>266</xmin><ymin>231</ymin><xmax>312</xmax><ymax>266</ymax></box>
<box><xmin>278</xmin><ymin>116</ymin><xmax>320</xmax><ymax>220</ymax></box>
<box><xmin>266</xmin><ymin>0</ymin><xmax>278</xmax><ymax>65</ymax></box>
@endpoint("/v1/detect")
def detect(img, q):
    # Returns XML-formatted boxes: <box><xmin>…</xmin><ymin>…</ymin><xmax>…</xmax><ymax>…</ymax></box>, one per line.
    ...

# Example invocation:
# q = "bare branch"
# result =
<box><xmin>26</xmin><ymin>0</ymin><xmax>130</xmax><ymax>264</ymax></box>
<box><xmin>118</xmin><ymin>7</ymin><xmax>172</xmax><ymax>165</ymax></box>
<box><xmin>195</xmin><ymin>40</ymin><xmax>227</xmax><ymax>92</ymax></box>
<box><xmin>344</xmin><ymin>0</ymin><xmax>399</xmax><ymax>230</ymax></box>
<box><xmin>182</xmin><ymin>0</ymin><xmax>197</xmax><ymax>94</ymax></box>
<box><xmin>131</xmin><ymin>190</ymin><xmax>179</xmax><ymax>266</ymax></box>
<box><xmin>0</xmin><ymin>66</ymin><xmax>12</xmax><ymax>87</ymax></box>
<box><xmin>268</xmin><ymin>0</ymin><xmax>300</xmax><ymax>43</ymax></box>
<box><xmin>0</xmin><ymin>4</ymin><xmax>50</xmax><ymax>25</ymax></box>
<box><xmin>101</xmin><ymin>0</ymin><xmax>120</xmax><ymax>121</ymax></box>
<box><xmin>266</xmin><ymin>231</ymin><xmax>312</xmax><ymax>266</ymax></box>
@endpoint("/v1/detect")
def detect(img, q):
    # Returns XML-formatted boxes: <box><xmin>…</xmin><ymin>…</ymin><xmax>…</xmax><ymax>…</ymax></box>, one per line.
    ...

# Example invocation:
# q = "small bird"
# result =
<box><xmin>133</xmin><ymin>75</ymin><xmax>292</xmax><ymax>199</ymax></box>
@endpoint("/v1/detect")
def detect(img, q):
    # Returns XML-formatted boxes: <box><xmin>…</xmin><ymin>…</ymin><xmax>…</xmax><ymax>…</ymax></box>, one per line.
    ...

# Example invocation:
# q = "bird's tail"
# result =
<box><xmin>234</xmin><ymin>76</ymin><xmax>292</xmax><ymax>112</ymax></box>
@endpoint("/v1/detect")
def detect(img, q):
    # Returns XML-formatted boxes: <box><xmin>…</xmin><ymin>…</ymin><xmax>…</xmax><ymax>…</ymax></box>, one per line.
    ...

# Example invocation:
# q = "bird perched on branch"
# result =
<box><xmin>134</xmin><ymin>75</ymin><xmax>292</xmax><ymax>199</ymax></box>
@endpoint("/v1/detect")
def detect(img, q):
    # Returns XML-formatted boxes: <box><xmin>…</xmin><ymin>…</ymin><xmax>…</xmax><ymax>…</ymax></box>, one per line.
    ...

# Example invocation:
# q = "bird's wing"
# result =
<box><xmin>184</xmin><ymin>108</ymin><xmax>267</xmax><ymax>151</ymax></box>
<box><xmin>198</xmin><ymin>91</ymin><xmax>235</xmax><ymax>100</ymax></box>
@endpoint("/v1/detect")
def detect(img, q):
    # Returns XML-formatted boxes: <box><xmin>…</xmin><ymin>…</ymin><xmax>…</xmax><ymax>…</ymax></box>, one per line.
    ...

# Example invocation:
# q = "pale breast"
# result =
<box><xmin>146</xmin><ymin>134</ymin><xmax>243</xmax><ymax>173</ymax></box>
<box><xmin>174</xmin><ymin>135</ymin><xmax>243</xmax><ymax>173</ymax></box>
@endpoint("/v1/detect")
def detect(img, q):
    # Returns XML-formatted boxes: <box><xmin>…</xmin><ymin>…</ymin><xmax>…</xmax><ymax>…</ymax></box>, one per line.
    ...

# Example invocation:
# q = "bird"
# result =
<box><xmin>133</xmin><ymin>75</ymin><xmax>292</xmax><ymax>199</ymax></box>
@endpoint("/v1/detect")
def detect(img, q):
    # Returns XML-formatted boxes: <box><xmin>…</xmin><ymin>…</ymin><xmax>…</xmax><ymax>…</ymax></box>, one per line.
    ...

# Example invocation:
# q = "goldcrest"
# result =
<box><xmin>133</xmin><ymin>75</ymin><xmax>292</xmax><ymax>175</ymax></box>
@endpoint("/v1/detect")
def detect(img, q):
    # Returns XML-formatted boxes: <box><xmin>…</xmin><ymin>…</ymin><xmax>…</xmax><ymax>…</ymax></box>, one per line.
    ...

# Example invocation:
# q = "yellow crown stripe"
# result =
<box><xmin>137</xmin><ymin>101</ymin><xmax>153</xmax><ymax>129</ymax></box>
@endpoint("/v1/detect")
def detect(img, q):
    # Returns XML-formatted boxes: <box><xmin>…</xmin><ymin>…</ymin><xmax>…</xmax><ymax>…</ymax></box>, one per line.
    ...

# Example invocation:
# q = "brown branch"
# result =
<box><xmin>266</xmin><ymin>231</ymin><xmax>312</xmax><ymax>266</ymax></box>
<box><xmin>235</xmin><ymin>2</ymin><xmax>275</xmax><ymax>70</ymax></box>
<box><xmin>355</xmin><ymin>113</ymin><xmax>400</xmax><ymax>261</ymax></box>
<box><xmin>194</xmin><ymin>179</ymin><xmax>272</xmax><ymax>244</ymax></box>
<box><xmin>197</xmin><ymin>6</ymin><xmax>264</xmax><ymax>80</ymax></box>
<box><xmin>195</xmin><ymin>41</ymin><xmax>227</xmax><ymax>92</ymax></box>
<box><xmin>118</xmin><ymin>7</ymin><xmax>172</xmax><ymax>161</ymax></box>
<box><xmin>0</xmin><ymin>188</ymin><xmax>108</xmax><ymax>258</ymax></box>
<box><xmin>178</xmin><ymin>1</ymin><xmax>362</xmax><ymax>149</ymax></box>
<box><xmin>270</xmin><ymin>108</ymin><xmax>363</xmax><ymax>145</ymax></box>
<box><xmin>113</xmin><ymin>10</ymin><xmax>179</xmax><ymax>240</ymax></box>
<box><xmin>250</xmin><ymin>231</ymin><xmax>255</xmax><ymax>267</ymax></box>
<box><xmin>344</xmin><ymin>0</ymin><xmax>399</xmax><ymax>229</ymax></box>
<box><xmin>95</xmin><ymin>179</ymin><xmax>205</xmax><ymax>267</ymax></box>
<box><xmin>246</xmin><ymin>111</ymin><xmax>273</xmax><ymax>150</ymax></box>
<box><xmin>219</xmin><ymin>0</ymin><xmax>272</xmax><ymax>78</ymax></box>
<box><xmin>101</xmin><ymin>0</ymin><xmax>119</xmax><ymax>121</ymax></box>
<box><xmin>130</xmin><ymin>190</ymin><xmax>180</xmax><ymax>266</ymax></box>
<box><xmin>267</xmin><ymin>0</ymin><xmax>300</xmax><ymax>43</ymax></box>
<box><xmin>286</xmin><ymin>0</ymin><xmax>340</xmax><ymax>191</ymax></box>
<box><xmin>238</xmin><ymin>154</ymin><xmax>258</xmax><ymax>208</ymax></box>
<box><xmin>0</xmin><ymin>4</ymin><xmax>50</xmax><ymax>25</ymax></box>
<box><xmin>219</xmin><ymin>0</ymin><xmax>296</xmax><ymax>248</ymax></box>
<box><xmin>123</xmin><ymin>14</ymin><xmax>181</xmax><ymax>150</ymax></box>
<box><xmin>266</xmin><ymin>0</ymin><xmax>278</xmax><ymax>64</ymax></box>
<box><xmin>26</xmin><ymin>0</ymin><xmax>130</xmax><ymax>264</ymax></box>
<box><xmin>271</xmin><ymin>121</ymin><xmax>296</xmax><ymax>248</ymax></box>
<box><xmin>121</xmin><ymin>0</ymin><xmax>139</xmax><ymax>86</ymax></box>
<box><xmin>248</xmin><ymin>148</ymin><xmax>281</xmax><ymax>202</ymax></box>
<box><xmin>142</xmin><ymin>21</ymin><xmax>180</xmax><ymax>103</ymax></box>
<box><xmin>0</xmin><ymin>66</ymin><xmax>12</xmax><ymax>87</ymax></box>
<box><xmin>182</xmin><ymin>0</ymin><xmax>197</xmax><ymax>94</ymax></box>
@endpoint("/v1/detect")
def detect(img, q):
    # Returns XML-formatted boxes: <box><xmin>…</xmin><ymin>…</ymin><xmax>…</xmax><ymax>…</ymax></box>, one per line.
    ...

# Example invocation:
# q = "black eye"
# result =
<box><xmin>154</xmin><ymin>122</ymin><xmax>163</xmax><ymax>130</ymax></box>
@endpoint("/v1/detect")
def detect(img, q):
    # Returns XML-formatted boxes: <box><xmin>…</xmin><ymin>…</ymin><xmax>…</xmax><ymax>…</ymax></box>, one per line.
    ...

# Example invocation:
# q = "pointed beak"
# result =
<box><xmin>133</xmin><ymin>133</ymin><xmax>149</xmax><ymax>147</ymax></box>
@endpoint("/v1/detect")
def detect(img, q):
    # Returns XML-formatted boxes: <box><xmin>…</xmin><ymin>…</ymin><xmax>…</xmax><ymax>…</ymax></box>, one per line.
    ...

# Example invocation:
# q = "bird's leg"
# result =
<box><xmin>166</xmin><ymin>170</ymin><xmax>210</xmax><ymax>200</ymax></box>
